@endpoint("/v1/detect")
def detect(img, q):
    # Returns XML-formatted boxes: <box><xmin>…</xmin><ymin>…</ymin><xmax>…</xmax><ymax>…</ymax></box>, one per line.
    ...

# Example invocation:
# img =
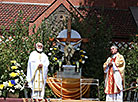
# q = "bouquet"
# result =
<box><xmin>71</xmin><ymin>47</ymin><xmax>88</xmax><ymax>69</ymax></box>
<box><xmin>0</xmin><ymin>60</ymin><xmax>26</xmax><ymax>97</ymax></box>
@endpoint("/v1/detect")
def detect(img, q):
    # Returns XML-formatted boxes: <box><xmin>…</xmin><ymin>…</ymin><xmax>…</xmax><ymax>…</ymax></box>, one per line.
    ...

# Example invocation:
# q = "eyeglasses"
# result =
<box><xmin>38</xmin><ymin>45</ymin><xmax>43</xmax><ymax>47</ymax></box>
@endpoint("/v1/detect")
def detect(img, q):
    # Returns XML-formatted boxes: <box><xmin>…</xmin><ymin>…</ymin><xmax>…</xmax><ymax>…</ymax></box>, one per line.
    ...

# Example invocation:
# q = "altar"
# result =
<box><xmin>46</xmin><ymin>77</ymin><xmax>100</xmax><ymax>100</ymax></box>
<box><xmin>57</xmin><ymin>65</ymin><xmax>81</xmax><ymax>78</ymax></box>
<box><xmin>44</xmin><ymin>18</ymin><xmax>100</xmax><ymax>100</ymax></box>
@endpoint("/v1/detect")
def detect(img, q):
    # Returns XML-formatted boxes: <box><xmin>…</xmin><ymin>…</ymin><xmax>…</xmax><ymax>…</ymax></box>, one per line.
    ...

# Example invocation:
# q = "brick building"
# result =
<box><xmin>0</xmin><ymin>0</ymin><xmax>138</xmax><ymax>42</ymax></box>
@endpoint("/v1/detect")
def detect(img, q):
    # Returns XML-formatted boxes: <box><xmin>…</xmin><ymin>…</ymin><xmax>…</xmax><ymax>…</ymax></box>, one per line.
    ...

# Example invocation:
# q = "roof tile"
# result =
<box><xmin>0</xmin><ymin>3</ymin><xmax>48</xmax><ymax>29</ymax></box>
<box><xmin>78</xmin><ymin>7</ymin><xmax>138</xmax><ymax>36</ymax></box>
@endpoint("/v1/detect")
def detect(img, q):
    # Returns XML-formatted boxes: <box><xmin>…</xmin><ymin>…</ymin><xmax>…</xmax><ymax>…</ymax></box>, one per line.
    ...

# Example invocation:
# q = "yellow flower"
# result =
<box><xmin>8</xmin><ymin>81</ymin><xmax>14</xmax><ymax>87</ymax></box>
<box><xmin>21</xmin><ymin>73</ymin><xmax>23</xmax><ymax>75</ymax></box>
<box><xmin>79</xmin><ymin>59</ymin><xmax>82</xmax><ymax>63</ymax></box>
<box><xmin>11</xmin><ymin>60</ymin><xmax>16</xmax><ymax>64</ymax></box>
<box><xmin>11</xmin><ymin>66</ymin><xmax>18</xmax><ymax>70</ymax></box>
<box><xmin>17</xmin><ymin>72</ymin><xmax>20</xmax><ymax>76</ymax></box>
<box><xmin>54</xmin><ymin>57</ymin><xmax>58</xmax><ymax>61</ymax></box>
<box><xmin>80</xmin><ymin>50</ymin><xmax>83</xmax><ymax>52</ymax></box>
<box><xmin>81</xmin><ymin>55</ymin><xmax>85</xmax><ymax>57</ymax></box>
<box><xmin>10</xmin><ymin>72</ymin><xmax>17</xmax><ymax>77</ymax></box>
<box><xmin>54</xmin><ymin>48</ymin><xmax>57</xmax><ymax>50</ymax></box>
<box><xmin>0</xmin><ymin>84</ymin><xmax>4</xmax><ymax>89</ymax></box>
<box><xmin>73</xmin><ymin>62</ymin><xmax>75</xmax><ymax>64</ymax></box>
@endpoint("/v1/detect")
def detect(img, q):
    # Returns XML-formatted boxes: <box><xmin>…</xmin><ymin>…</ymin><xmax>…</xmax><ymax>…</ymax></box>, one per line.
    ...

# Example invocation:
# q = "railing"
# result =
<box><xmin>80</xmin><ymin>78</ymin><xmax>100</xmax><ymax>101</ymax></box>
<box><xmin>123</xmin><ymin>82</ymin><xmax>138</xmax><ymax>101</ymax></box>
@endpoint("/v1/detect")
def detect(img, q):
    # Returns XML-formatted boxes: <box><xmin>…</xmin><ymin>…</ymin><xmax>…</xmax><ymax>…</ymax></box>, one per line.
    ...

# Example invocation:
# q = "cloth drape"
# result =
<box><xmin>47</xmin><ymin>76</ymin><xmax>90</xmax><ymax>99</ymax></box>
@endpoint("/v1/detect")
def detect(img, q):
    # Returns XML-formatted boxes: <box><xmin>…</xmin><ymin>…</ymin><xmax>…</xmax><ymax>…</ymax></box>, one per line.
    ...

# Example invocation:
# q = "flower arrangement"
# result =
<box><xmin>47</xmin><ymin>45</ymin><xmax>63</xmax><ymax>75</ymax></box>
<box><xmin>71</xmin><ymin>47</ymin><xmax>88</xmax><ymax>68</ymax></box>
<box><xmin>0</xmin><ymin>60</ymin><xmax>26</xmax><ymax>97</ymax></box>
<box><xmin>46</xmin><ymin>38</ymin><xmax>88</xmax><ymax>74</ymax></box>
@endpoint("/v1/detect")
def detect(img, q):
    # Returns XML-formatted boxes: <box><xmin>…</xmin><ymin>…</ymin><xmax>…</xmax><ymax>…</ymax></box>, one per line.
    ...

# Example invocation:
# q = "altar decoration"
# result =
<box><xmin>0</xmin><ymin>60</ymin><xmax>26</xmax><ymax>98</ymax></box>
<box><xmin>71</xmin><ymin>48</ymin><xmax>88</xmax><ymax>69</ymax></box>
<box><xmin>46</xmin><ymin>76</ymin><xmax>90</xmax><ymax>99</ymax></box>
<box><xmin>47</xmin><ymin>45</ymin><xmax>63</xmax><ymax>75</ymax></box>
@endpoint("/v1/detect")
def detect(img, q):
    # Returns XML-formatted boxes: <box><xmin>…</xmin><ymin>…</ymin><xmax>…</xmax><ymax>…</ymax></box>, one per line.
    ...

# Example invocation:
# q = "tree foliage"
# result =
<box><xmin>71</xmin><ymin>8</ymin><xmax>112</xmax><ymax>80</ymax></box>
<box><xmin>121</xmin><ymin>36</ymin><xmax>138</xmax><ymax>87</ymax></box>
<box><xmin>0</xmin><ymin>12</ymin><xmax>40</xmax><ymax>75</ymax></box>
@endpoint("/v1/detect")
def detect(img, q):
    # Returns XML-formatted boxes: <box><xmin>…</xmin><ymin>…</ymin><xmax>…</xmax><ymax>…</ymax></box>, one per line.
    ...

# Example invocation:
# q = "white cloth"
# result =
<box><xmin>27</xmin><ymin>51</ymin><xmax>49</xmax><ymax>99</ymax></box>
<box><xmin>106</xmin><ymin>91</ymin><xmax>123</xmax><ymax>102</ymax></box>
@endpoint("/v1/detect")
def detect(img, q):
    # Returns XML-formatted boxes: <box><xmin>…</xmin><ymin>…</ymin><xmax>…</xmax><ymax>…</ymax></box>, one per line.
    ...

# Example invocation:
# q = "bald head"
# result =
<box><xmin>110</xmin><ymin>45</ymin><xmax>118</xmax><ymax>54</ymax></box>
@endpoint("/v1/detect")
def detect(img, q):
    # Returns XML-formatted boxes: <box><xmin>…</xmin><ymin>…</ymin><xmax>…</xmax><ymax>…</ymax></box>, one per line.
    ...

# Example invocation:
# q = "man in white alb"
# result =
<box><xmin>27</xmin><ymin>42</ymin><xmax>49</xmax><ymax>99</ymax></box>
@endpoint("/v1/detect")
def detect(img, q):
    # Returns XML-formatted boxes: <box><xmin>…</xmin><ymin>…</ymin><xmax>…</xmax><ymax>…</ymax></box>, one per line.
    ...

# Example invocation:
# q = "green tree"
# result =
<box><xmin>72</xmin><ymin>9</ymin><xmax>112</xmax><ymax>79</ymax></box>
<box><xmin>0</xmin><ymin>11</ymin><xmax>42</xmax><ymax>98</ymax></box>
<box><xmin>0</xmin><ymin>12</ymin><xmax>37</xmax><ymax>75</ymax></box>
<box><xmin>121</xmin><ymin>36</ymin><xmax>138</xmax><ymax>87</ymax></box>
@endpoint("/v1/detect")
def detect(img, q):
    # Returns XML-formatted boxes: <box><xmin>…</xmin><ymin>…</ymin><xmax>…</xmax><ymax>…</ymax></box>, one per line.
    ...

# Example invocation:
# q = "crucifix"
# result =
<box><xmin>56</xmin><ymin>18</ymin><xmax>89</xmax><ymax>43</ymax></box>
<box><xmin>56</xmin><ymin>17</ymin><xmax>89</xmax><ymax>65</ymax></box>
<box><xmin>56</xmin><ymin>18</ymin><xmax>88</xmax><ymax>65</ymax></box>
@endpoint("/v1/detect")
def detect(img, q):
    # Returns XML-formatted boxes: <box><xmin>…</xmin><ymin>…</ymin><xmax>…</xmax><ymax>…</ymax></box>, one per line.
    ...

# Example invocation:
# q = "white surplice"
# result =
<box><xmin>27</xmin><ymin>51</ymin><xmax>49</xmax><ymax>99</ymax></box>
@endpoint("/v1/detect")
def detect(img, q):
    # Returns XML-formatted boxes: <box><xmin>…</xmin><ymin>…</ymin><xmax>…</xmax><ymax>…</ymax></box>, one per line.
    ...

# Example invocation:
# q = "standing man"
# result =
<box><xmin>27</xmin><ymin>42</ymin><xmax>49</xmax><ymax>99</ymax></box>
<box><xmin>103</xmin><ymin>45</ymin><xmax>125</xmax><ymax>101</ymax></box>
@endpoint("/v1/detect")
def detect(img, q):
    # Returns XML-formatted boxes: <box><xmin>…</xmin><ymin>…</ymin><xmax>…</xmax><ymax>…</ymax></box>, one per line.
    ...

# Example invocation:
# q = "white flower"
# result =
<box><xmin>50</xmin><ymin>48</ymin><xmax>53</xmax><ymax>50</ymax></box>
<box><xmin>15</xmin><ymin>63</ymin><xmax>21</xmax><ymax>67</ymax></box>
<box><xmin>83</xmin><ymin>51</ymin><xmax>86</xmax><ymax>53</ymax></box>
<box><xmin>3</xmin><ymin>82</ymin><xmax>8</xmax><ymax>87</ymax></box>
<box><xmin>14</xmin><ymin>84</ymin><xmax>22</xmax><ymax>89</ymax></box>
<box><xmin>15</xmin><ymin>70</ymin><xmax>20</xmax><ymax>73</ymax></box>
<box><xmin>48</xmin><ymin>53</ymin><xmax>52</xmax><ymax>56</ymax></box>
<box><xmin>82</xmin><ymin>60</ymin><xmax>85</xmax><ymax>64</ymax></box>
<box><xmin>9</xmin><ymin>89</ymin><xmax>15</xmax><ymax>93</ymax></box>
<box><xmin>19</xmin><ymin>76</ymin><xmax>23</xmax><ymax>81</ymax></box>
<box><xmin>77</xmin><ymin>48</ymin><xmax>80</xmax><ymax>51</ymax></box>
<box><xmin>85</xmin><ymin>56</ymin><xmax>88</xmax><ymax>59</ymax></box>
<box><xmin>53</xmin><ymin>57</ymin><xmax>57</xmax><ymax>61</ymax></box>
<box><xmin>15</xmin><ymin>79</ymin><xmax>19</xmax><ymax>83</ymax></box>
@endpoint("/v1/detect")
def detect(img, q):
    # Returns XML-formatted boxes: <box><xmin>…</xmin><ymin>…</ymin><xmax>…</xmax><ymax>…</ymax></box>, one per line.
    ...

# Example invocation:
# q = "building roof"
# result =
<box><xmin>0</xmin><ymin>0</ymin><xmax>138</xmax><ymax>39</ymax></box>
<box><xmin>78</xmin><ymin>7</ymin><xmax>138</xmax><ymax>39</ymax></box>
<box><xmin>0</xmin><ymin>3</ymin><xmax>49</xmax><ymax>29</ymax></box>
<box><xmin>130</xmin><ymin>7</ymin><xmax>138</xmax><ymax>27</ymax></box>
<box><xmin>1</xmin><ymin>0</ymin><xmax>138</xmax><ymax>9</ymax></box>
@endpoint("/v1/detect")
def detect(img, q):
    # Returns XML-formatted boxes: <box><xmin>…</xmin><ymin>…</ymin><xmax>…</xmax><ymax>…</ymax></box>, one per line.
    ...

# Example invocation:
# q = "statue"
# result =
<box><xmin>56</xmin><ymin>39</ymin><xmax>82</xmax><ymax>65</ymax></box>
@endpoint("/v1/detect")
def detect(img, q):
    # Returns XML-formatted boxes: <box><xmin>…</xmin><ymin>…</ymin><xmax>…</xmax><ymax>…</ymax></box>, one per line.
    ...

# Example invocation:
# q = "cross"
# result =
<box><xmin>57</xmin><ymin>17</ymin><xmax>89</xmax><ymax>43</ymax></box>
